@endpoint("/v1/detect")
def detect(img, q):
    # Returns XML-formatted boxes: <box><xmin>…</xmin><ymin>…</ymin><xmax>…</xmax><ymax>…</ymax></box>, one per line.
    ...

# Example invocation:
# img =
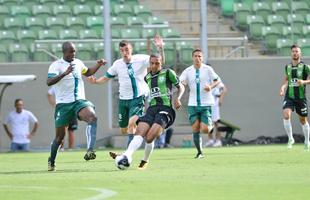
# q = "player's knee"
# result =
<box><xmin>145</xmin><ymin>135</ymin><xmax>155</xmax><ymax>143</ymax></box>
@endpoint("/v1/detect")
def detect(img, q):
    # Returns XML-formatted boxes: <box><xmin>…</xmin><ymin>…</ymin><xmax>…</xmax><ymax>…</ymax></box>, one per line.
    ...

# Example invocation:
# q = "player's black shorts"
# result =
<box><xmin>68</xmin><ymin>118</ymin><xmax>78</xmax><ymax>131</ymax></box>
<box><xmin>137</xmin><ymin>105</ymin><xmax>176</xmax><ymax>129</ymax></box>
<box><xmin>283</xmin><ymin>97</ymin><xmax>308</xmax><ymax>117</ymax></box>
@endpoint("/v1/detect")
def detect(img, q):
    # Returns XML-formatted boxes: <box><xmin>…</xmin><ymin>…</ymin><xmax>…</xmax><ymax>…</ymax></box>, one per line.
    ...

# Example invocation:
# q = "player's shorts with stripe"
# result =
<box><xmin>188</xmin><ymin>106</ymin><xmax>212</xmax><ymax>126</ymax></box>
<box><xmin>138</xmin><ymin>105</ymin><xmax>176</xmax><ymax>129</ymax></box>
<box><xmin>283</xmin><ymin>96</ymin><xmax>308</xmax><ymax>117</ymax></box>
<box><xmin>118</xmin><ymin>95</ymin><xmax>145</xmax><ymax>128</ymax></box>
<box><xmin>54</xmin><ymin>99</ymin><xmax>94</xmax><ymax>127</ymax></box>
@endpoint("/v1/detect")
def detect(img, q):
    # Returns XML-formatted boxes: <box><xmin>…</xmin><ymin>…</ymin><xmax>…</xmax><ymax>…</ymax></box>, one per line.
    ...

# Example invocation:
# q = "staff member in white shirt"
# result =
<box><xmin>3</xmin><ymin>98</ymin><xmax>39</xmax><ymax>152</ymax></box>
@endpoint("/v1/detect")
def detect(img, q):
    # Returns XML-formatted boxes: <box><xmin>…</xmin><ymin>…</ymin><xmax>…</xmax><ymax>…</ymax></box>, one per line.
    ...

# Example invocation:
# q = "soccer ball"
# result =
<box><xmin>115</xmin><ymin>154</ymin><xmax>131</xmax><ymax>170</ymax></box>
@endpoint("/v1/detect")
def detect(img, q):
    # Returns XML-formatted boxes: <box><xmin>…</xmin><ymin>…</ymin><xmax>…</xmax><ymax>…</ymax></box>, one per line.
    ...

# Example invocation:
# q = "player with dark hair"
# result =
<box><xmin>47</xmin><ymin>41</ymin><xmax>106</xmax><ymax>171</ymax></box>
<box><xmin>279</xmin><ymin>44</ymin><xmax>310</xmax><ymax>150</ymax></box>
<box><xmin>116</xmin><ymin>54</ymin><xmax>184</xmax><ymax>169</ymax></box>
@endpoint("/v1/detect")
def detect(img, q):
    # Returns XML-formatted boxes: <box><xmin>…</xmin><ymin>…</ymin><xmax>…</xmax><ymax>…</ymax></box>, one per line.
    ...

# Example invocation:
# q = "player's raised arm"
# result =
<box><xmin>83</xmin><ymin>59</ymin><xmax>107</xmax><ymax>77</ymax></box>
<box><xmin>154</xmin><ymin>34</ymin><xmax>165</xmax><ymax>64</ymax></box>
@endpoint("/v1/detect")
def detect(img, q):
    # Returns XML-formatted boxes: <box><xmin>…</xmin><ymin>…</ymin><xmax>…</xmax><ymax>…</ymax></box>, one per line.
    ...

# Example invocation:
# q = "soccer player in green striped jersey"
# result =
<box><xmin>279</xmin><ymin>44</ymin><xmax>310</xmax><ymax>151</ymax></box>
<box><xmin>118</xmin><ymin>54</ymin><xmax>184</xmax><ymax>169</ymax></box>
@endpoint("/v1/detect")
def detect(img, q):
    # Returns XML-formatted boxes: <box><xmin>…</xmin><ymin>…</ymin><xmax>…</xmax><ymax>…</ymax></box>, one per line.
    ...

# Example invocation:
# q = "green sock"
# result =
<box><xmin>193</xmin><ymin>133</ymin><xmax>202</xmax><ymax>154</ymax></box>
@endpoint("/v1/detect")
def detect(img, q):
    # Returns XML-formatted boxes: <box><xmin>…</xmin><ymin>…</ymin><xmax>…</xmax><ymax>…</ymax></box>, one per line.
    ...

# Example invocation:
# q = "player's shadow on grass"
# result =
<box><xmin>0</xmin><ymin>168</ymin><xmax>116</xmax><ymax>175</ymax></box>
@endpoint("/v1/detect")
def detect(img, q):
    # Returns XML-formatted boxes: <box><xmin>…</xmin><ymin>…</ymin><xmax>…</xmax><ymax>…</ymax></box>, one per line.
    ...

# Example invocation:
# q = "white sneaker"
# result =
<box><xmin>204</xmin><ymin>140</ymin><xmax>214</xmax><ymax>147</ymax></box>
<box><xmin>213</xmin><ymin>140</ymin><xmax>222</xmax><ymax>147</ymax></box>
<box><xmin>287</xmin><ymin>138</ymin><xmax>295</xmax><ymax>149</ymax></box>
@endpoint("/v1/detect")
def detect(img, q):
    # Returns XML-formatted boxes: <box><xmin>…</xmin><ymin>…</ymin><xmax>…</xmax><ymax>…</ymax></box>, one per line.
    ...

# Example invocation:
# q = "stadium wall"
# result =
<box><xmin>0</xmin><ymin>57</ymin><xmax>309</xmax><ymax>150</ymax></box>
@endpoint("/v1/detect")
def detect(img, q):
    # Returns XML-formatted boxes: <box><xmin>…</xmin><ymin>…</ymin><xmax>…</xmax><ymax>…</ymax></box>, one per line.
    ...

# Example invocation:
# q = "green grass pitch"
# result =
<box><xmin>0</xmin><ymin>145</ymin><xmax>310</xmax><ymax>200</ymax></box>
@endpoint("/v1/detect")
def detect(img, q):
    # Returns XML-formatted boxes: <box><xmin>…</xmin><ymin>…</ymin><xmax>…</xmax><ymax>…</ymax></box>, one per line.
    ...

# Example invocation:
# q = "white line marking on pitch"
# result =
<box><xmin>84</xmin><ymin>188</ymin><xmax>117</xmax><ymax>200</ymax></box>
<box><xmin>0</xmin><ymin>186</ymin><xmax>117</xmax><ymax>200</ymax></box>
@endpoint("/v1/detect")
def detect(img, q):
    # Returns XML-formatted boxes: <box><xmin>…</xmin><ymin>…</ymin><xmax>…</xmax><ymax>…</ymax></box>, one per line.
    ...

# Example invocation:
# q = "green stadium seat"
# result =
<box><xmin>23</xmin><ymin>0</ymin><xmax>37</xmax><ymax>8</ymax></box>
<box><xmin>46</xmin><ymin>17</ymin><xmax>66</xmax><ymax>32</ymax></box>
<box><xmin>114</xmin><ymin>4</ymin><xmax>133</xmax><ymax>19</ymax></box>
<box><xmin>16</xmin><ymin>30</ymin><xmax>37</xmax><ymax>46</ymax></box>
<box><xmin>66</xmin><ymin>17</ymin><xmax>85</xmax><ymax>31</ymax></box>
<box><xmin>111</xmin><ymin>16</ymin><xmax>126</xmax><ymax>27</ymax></box>
<box><xmin>121</xmin><ymin>0</ymin><xmax>138</xmax><ymax>8</ymax></box>
<box><xmin>76</xmin><ymin>43</ymin><xmax>93</xmax><ymax>60</ymax></box>
<box><xmin>0</xmin><ymin>6</ymin><xmax>9</xmax><ymax>19</ymax></box>
<box><xmin>86</xmin><ymin>16</ymin><xmax>104</xmax><ymax>35</ymax></box>
<box><xmin>247</xmin><ymin>15</ymin><xmax>265</xmax><ymax>40</ymax></box>
<box><xmin>38</xmin><ymin>30</ymin><xmax>58</xmax><ymax>40</ymax></box>
<box><xmin>11</xmin><ymin>6</ymin><xmax>31</xmax><ymax>20</ymax></box>
<box><xmin>220</xmin><ymin>0</ymin><xmax>234</xmax><ymax>17</ymax></box>
<box><xmin>163</xmin><ymin>42</ymin><xmax>176</xmax><ymax>66</ymax></box>
<box><xmin>292</xmin><ymin>1</ymin><xmax>309</xmax><ymax>18</ymax></box>
<box><xmin>25</xmin><ymin>17</ymin><xmax>45</xmax><ymax>32</ymax></box>
<box><xmin>4</xmin><ymin>17</ymin><xmax>23</xmax><ymax>32</ymax></box>
<box><xmin>79</xmin><ymin>29</ymin><xmax>98</xmax><ymax>39</ymax></box>
<box><xmin>59</xmin><ymin>30</ymin><xmax>79</xmax><ymax>40</ymax></box>
<box><xmin>53</xmin><ymin>5</ymin><xmax>72</xmax><ymax>19</ymax></box>
<box><xmin>147</xmin><ymin>16</ymin><xmax>167</xmax><ymax>25</ymax></box>
<box><xmin>134</xmin><ymin>41</ymin><xmax>150</xmax><ymax>55</ymax></box>
<box><xmin>267</xmin><ymin>15</ymin><xmax>286</xmax><ymax>33</ymax></box>
<box><xmin>242</xmin><ymin>0</ymin><xmax>255</xmax><ymax>6</ymax></box>
<box><xmin>306</xmin><ymin>14</ymin><xmax>310</xmax><ymax>25</ymax></box>
<box><xmin>161</xmin><ymin>28</ymin><xmax>181</xmax><ymax>38</ymax></box>
<box><xmin>302</xmin><ymin>25</ymin><xmax>310</xmax><ymax>38</ymax></box>
<box><xmin>51</xmin><ymin>43</ymin><xmax>63</xmax><ymax>58</ymax></box>
<box><xmin>30</xmin><ymin>43</ymin><xmax>51</xmax><ymax>62</ymax></box>
<box><xmin>277</xmin><ymin>38</ymin><xmax>293</xmax><ymax>56</ymax></box>
<box><xmin>234</xmin><ymin>3</ymin><xmax>251</xmax><ymax>30</ymax></box>
<box><xmin>272</xmin><ymin>2</ymin><xmax>290</xmax><ymax>21</ymax></box>
<box><xmin>297</xmin><ymin>38</ymin><xmax>310</xmax><ymax>56</ymax></box>
<box><xmin>287</xmin><ymin>14</ymin><xmax>305</xmax><ymax>33</ymax></box>
<box><xmin>113</xmin><ymin>42</ymin><xmax>120</xmax><ymax>59</ymax></box>
<box><xmin>142</xmin><ymin>28</ymin><xmax>156</xmax><ymax>38</ymax></box>
<box><xmin>94</xmin><ymin>5</ymin><xmax>104</xmax><ymax>16</ymax></box>
<box><xmin>9</xmin><ymin>43</ymin><xmax>29</xmax><ymax>62</ymax></box>
<box><xmin>80</xmin><ymin>0</ymin><xmax>101</xmax><ymax>8</ymax></box>
<box><xmin>0</xmin><ymin>30</ymin><xmax>16</xmax><ymax>46</ymax></box>
<box><xmin>59</xmin><ymin>0</ymin><xmax>77</xmax><ymax>8</ymax></box>
<box><xmin>282</xmin><ymin>26</ymin><xmax>302</xmax><ymax>43</ymax></box>
<box><xmin>40</xmin><ymin>0</ymin><xmax>59</xmax><ymax>7</ymax></box>
<box><xmin>111</xmin><ymin>29</ymin><xmax>120</xmax><ymax>38</ymax></box>
<box><xmin>73</xmin><ymin>5</ymin><xmax>93</xmax><ymax>21</ymax></box>
<box><xmin>176</xmin><ymin>41</ymin><xmax>194</xmax><ymax>65</ymax></box>
<box><xmin>133</xmin><ymin>5</ymin><xmax>152</xmax><ymax>19</ymax></box>
<box><xmin>252</xmin><ymin>2</ymin><xmax>271</xmax><ymax>23</ymax></box>
<box><xmin>0</xmin><ymin>46</ymin><xmax>9</xmax><ymax>62</ymax></box>
<box><xmin>127</xmin><ymin>16</ymin><xmax>145</xmax><ymax>26</ymax></box>
<box><xmin>1</xmin><ymin>0</ymin><xmax>19</xmax><ymax>7</ymax></box>
<box><xmin>262</xmin><ymin>26</ymin><xmax>281</xmax><ymax>51</ymax></box>
<box><xmin>32</xmin><ymin>5</ymin><xmax>52</xmax><ymax>19</ymax></box>
<box><xmin>93</xmin><ymin>42</ymin><xmax>104</xmax><ymax>59</ymax></box>
<box><xmin>120</xmin><ymin>28</ymin><xmax>140</xmax><ymax>39</ymax></box>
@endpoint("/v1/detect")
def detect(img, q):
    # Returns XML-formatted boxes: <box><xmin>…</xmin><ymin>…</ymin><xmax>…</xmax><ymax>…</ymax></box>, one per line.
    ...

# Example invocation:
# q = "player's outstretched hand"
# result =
<box><xmin>297</xmin><ymin>79</ymin><xmax>305</xmax><ymax>86</ymax></box>
<box><xmin>86</xmin><ymin>76</ymin><xmax>97</xmax><ymax>84</ymax></box>
<box><xmin>64</xmin><ymin>64</ymin><xmax>74</xmax><ymax>75</ymax></box>
<box><xmin>96</xmin><ymin>59</ymin><xmax>107</xmax><ymax>67</ymax></box>
<box><xmin>204</xmin><ymin>85</ymin><xmax>211</xmax><ymax>92</ymax></box>
<box><xmin>175</xmin><ymin>99</ymin><xmax>182</xmax><ymax>110</ymax></box>
<box><xmin>153</xmin><ymin>34</ymin><xmax>164</xmax><ymax>48</ymax></box>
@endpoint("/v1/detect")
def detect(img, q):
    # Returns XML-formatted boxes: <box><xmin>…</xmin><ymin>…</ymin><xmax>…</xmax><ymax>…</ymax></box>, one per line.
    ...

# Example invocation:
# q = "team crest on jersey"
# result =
<box><xmin>195</xmin><ymin>78</ymin><xmax>200</xmax><ymax>83</ymax></box>
<box><xmin>297</xmin><ymin>70</ymin><xmax>302</xmax><ymax>77</ymax></box>
<box><xmin>158</xmin><ymin>76</ymin><xmax>165</xmax><ymax>83</ymax></box>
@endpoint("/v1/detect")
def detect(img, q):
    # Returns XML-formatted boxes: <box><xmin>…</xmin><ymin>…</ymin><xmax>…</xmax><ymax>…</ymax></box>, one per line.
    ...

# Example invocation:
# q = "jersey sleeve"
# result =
<box><xmin>209</xmin><ymin>67</ymin><xmax>219</xmax><ymax>81</ymax></box>
<box><xmin>141</xmin><ymin>54</ymin><xmax>150</xmax><ymax>68</ymax></box>
<box><xmin>105</xmin><ymin>62</ymin><xmax>118</xmax><ymax>78</ymax></box>
<box><xmin>179</xmin><ymin>69</ymin><xmax>188</xmax><ymax>85</ymax></box>
<box><xmin>168</xmin><ymin>69</ymin><xmax>180</xmax><ymax>86</ymax></box>
<box><xmin>3</xmin><ymin>113</ymin><xmax>11</xmax><ymax>125</ymax></box>
<box><xmin>47</xmin><ymin>87</ymin><xmax>55</xmax><ymax>95</ymax></box>
<box><xmin>305</xmin><ymin>64</ymin><xmax>310</xmax><ymax>75</ymax></box>
<box><xmin>80</xmin><ymin>61</ymin><xmax>88</xmax><ymax>75</ymax></box>
<box><xmin>47</xmin><ymin>63</ymin><xmax>59</xmax><ymax>78</ymax></box>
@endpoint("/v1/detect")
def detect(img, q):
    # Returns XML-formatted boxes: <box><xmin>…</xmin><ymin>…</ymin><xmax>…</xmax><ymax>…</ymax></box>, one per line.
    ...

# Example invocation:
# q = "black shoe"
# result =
<box><xmin>109</xmin><ymin>151</ymin><xmax>119</xmax><ymax>159</ymax></box>
<box><xmin>194</xmin><ymin>153</ymin><xmax>204</xmax><ymax>159</ymax></box>
<box><xmin>48</xmin><ymin>157</ymin><xmax>56</xmax><ymax>171</ymax></box>
<box><xmin>138</xmin><ymin>160</ymin><xmax>148</xmax><ymax>170</ymax></box>
<box><xmin>84</xmin><ymin>150</ymin><xmax>96</xmax><ymax>161</ymax></box>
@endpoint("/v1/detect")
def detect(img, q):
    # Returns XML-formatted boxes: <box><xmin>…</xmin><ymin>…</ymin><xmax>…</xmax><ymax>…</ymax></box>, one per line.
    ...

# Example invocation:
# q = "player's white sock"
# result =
<box><xmin>302</xmin><ymin>122</ymin><xmax>310</xmax><ymax>144</ymax></box>
<box><xmin>283</xmin><ymin>119</ymin><xmax>293</xmax><ymax>140</ymax></box>
<box><xmin>143</xmin><ymin>141</ymin><xmax>154</xmax><ymax>162</ymax></box>
<box><xmin>124</xmin><ymin>135</ymin><xmax>144</xmax><ymax>158</ymax></box>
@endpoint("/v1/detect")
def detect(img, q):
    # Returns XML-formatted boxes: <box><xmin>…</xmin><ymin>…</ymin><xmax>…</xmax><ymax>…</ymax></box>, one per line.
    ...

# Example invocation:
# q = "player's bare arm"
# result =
<box><xmin>279</xmin><ymin>77</ymin><xmax>288</xmax><ymax>96</ymax></box>
<box><xmin>87</xmin><ymin>76</ymin><xmax>110</xmax><ymax>84</ymax></box>
<box><xmin>154</xmin><ymin>34</ymin><xmax>165</xmax><ymax>64</ymax></box>
<box><xmin>175</xmin><ymin>83</ymin><xmax>185</xmax><ymax>110</ymax></box>
<box><xmin>204</xmin><ymin>79</ymin><xmax>220</xmax><ymax>92</ymax></box>
<box><xmin>84</xmin><ymin>59</ymin><xmax>107</xmax><ymax>77</ymax></box>
<box><xmin>47</xmin><ymin>64</ymin><xmax>74</xmax><ymax>86</ymax></box>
